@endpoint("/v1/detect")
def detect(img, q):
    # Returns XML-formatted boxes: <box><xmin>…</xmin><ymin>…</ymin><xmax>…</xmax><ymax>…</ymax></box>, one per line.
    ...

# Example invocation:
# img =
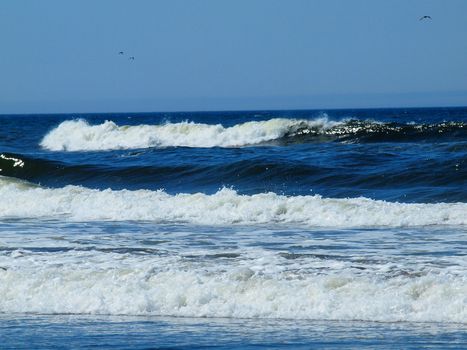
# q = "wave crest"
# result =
<box><xmin>39</xmin><ymin>118</ymin><xmax>341</xmax><ymax>151</ymax></box>
<box><xmin>1</xmin><ymin>176</ymin><xmax>466</xmax><ymax>227</ymax></box>
<box><xmin>40</xmin><ymin>117</ymin><xmax>467</xmax><ymax>151</ymax></box>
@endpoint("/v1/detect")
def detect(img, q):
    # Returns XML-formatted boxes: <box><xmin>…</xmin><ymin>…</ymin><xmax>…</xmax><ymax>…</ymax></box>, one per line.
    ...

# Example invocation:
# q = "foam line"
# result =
<box><xmin>1</xmin><ymin>176</ymin><xmax>466</xmax><ymax>227</ymax></box>
<box><xmin>0</xmin><ymin>256</ymin><xmax>464</xmax><ymax>322</ymax></box>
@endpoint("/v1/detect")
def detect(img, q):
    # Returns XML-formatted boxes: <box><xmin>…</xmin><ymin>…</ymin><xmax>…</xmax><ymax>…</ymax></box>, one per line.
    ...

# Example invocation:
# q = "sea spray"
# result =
<box><xmin>39</xmin><ymin>117</ymin><xmax>342</xmax><ymax>151</ymax></box>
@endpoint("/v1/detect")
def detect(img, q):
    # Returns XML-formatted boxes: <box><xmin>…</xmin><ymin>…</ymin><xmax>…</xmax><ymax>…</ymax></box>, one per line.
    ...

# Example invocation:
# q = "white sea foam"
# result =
<box><xmin>40</xmin><ymin>117</ymin><xmax>340</xmax><ymax>151</ymax></box>
<box><xmin>0</xmin><ymin>250</ymin><xmax>465</xmax><ymax>322</ymax></box>
<box><xmin>1</xmin><ymin>176</ymin><xmax>466</xmax><ymax>227</ymax></box>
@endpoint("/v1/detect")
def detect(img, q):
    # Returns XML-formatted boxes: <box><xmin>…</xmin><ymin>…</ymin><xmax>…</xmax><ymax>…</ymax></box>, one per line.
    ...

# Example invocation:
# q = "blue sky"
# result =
<box><xmin>1</xmin><ymin>0</ymin><xmax>466</xmax><ymax>113</ymax></box>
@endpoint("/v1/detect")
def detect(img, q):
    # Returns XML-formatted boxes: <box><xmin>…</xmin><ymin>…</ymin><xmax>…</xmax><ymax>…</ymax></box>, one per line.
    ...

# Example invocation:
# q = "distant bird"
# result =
<box><xmin>419</xmin><ymin>15</ymin><xmax>432</xmax><ymax>21</ymax></box>
<box><xmin>118</xmin><ymin>51</ymin><xmax>124</xmax><ymax>55</ymax></box>
<box><xmin>129</xmin><ymin>56</ymin><xmax>135</xmax><ymax>60</ymax></box>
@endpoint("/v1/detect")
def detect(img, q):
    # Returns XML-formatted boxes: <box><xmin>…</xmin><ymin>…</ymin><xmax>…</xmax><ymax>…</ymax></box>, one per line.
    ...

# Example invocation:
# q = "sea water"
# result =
<box><xmin>0</xmin><ymin>108</ymin><xmax>466</xmax><ymax>348</ymax></box>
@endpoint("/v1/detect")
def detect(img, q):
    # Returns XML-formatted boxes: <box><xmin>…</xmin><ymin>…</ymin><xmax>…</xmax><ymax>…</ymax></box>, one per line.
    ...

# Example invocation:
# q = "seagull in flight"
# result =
<box><xmin>118</xmin><ymin>51</ymin><xmax>124</xmax><ymax>55</ymax></box>
<box><xmin>419</xmin><ymin>15</ymin><xmax>432</xmax><ymax>21</ymax></box>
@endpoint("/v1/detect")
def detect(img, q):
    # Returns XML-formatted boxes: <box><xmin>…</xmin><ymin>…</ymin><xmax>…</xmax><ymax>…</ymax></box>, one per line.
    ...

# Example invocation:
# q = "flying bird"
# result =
<box><xmin>129</xmin><ymin>56</ymin><xmax>135</xmax><ymax>60</ymax></box>
<box><xmin>118</xmin><ymin>51</ymin><xmax>124</xmax><ymax>55</ymax></box>
<box><xmin>419</xmin><ymin>15</ymin><xmax>432</xmax><ymax>21</ymax></box>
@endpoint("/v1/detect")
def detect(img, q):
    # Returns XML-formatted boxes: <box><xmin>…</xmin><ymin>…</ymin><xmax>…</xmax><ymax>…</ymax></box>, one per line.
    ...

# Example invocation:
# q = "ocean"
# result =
<box><xmin>0</xmin><ymin>107</ymin><xmax>466</xmax><ymax>349</ymax></box>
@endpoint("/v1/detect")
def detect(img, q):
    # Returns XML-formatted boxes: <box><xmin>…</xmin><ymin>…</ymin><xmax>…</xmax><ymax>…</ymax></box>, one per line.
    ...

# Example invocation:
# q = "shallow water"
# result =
<box><xmin>1</xmin><ymin>314</ymin><xmax>466</xmax><ymax>349</ymax></box>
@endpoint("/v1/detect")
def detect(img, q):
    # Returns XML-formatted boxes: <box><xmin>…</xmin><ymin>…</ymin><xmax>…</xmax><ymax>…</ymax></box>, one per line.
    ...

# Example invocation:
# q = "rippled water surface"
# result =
<box><xmin>0</xmin><ymin>108</ymin><xmax>466</xmax><ymax>348</ymax></box>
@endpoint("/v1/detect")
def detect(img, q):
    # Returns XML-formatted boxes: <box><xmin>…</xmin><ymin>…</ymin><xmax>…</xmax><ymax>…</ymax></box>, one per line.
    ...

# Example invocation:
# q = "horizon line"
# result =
<box><xmin>1</xmin><ymin>104</ymin><xmax>467</xmax><ymax>117</ymax></box>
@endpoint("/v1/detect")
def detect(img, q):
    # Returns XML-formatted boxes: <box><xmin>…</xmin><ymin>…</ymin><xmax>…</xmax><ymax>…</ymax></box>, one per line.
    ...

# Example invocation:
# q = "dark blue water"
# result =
<box><xmin>2</xmin><ymin>107</ymin><xmax>467</xmax><ymax>202</ymax></box>
<box><xmin>0</xmin><ymin>107</ymin><xmax>466</xmax><ymax>348</ymax></box>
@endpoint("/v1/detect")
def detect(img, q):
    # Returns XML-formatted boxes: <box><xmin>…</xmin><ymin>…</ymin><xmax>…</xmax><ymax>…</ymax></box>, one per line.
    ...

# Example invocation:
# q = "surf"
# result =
<box><xmin>40</xmin><ymin>117</ymin><xmax>467</xmax><ymax>151</ymax></box>
<box><xmin>1</xmin><ymin>176</ymin><xmax>466</xmax><ymax>226</ymax></box>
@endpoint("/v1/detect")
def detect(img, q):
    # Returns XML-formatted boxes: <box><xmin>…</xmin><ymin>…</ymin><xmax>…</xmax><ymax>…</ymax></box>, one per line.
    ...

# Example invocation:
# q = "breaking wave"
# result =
<box><xmin>39</xmin><ymin>118</ymin><xmax>338</xmax><ymax>151</ymax></box>
<box><xmin>0</xmin><ymin>258</ymin><xmax>464</xmax><ymax>322</ymax></box>
<box><xmin>0</xmin><ymin>176</ymin><xmax>466</xmax><ymax>227</ymax></box>
<box><xmin>40</xmin><ymin>118</ymin><xmax>467</xmax><ymax>151</ymax></box>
